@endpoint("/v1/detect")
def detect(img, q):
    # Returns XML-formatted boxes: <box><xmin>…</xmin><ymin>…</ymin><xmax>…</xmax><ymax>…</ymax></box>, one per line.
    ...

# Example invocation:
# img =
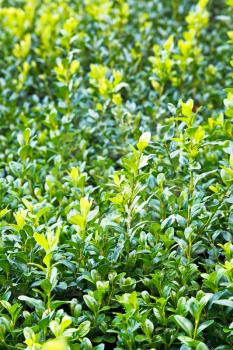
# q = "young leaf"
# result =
<box><xmin>137</xmin><ymin>132</ymin><xmax>151</xmax><ymax>152</ymax></box>
<box><xmin>34</xmin><ymin>233</ymin><xmax>49</xmax><ymax>252</ymax></box>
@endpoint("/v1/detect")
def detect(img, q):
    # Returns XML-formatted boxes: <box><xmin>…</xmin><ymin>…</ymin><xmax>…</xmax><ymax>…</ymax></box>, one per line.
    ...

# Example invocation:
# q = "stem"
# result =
<box><xmin>164</xmin><ymin>142</ymin><xmax>176</xmax><ymax>174</ymax></box>
<box><xmin>107</xmin><ymin>284</ymin><xmax>115</xmax><ymax>305</ymax></box>
<box><xmin>186</xmin><ymin>157</ymin><xmax>194</xmax><ymax>261</ymax></box>
<box><xmin>125</xmin><ymin>180</ymin><xmax>135</xmax><ymax>244</ymax></box>
<box><xmin>187</xmin><ymin>236</ymin><xmax>192</xmax><ymax>263</ymax></box>
<box><xmin>187</xmin><ymin>159</ymin><xmax>194</xmax><ymax>227</ymax></box>
<box><xmin>125</xmin><ymin>152</ymin><xmax>141</xmax><ymax>256</ymax></box>
<box><xmin>46</xmin><ymin>264</ymin><xmax>52</xmax><ymax>312</ymax></box>
<box><xmin>193</xmin><ymin>318</ymin><xmax>199</xmax><ymax>340</ymax></box>
<box><xmin>47</xmin><ymin>290</ymin><xmax>51</xmax><ymax>312</ymax></box>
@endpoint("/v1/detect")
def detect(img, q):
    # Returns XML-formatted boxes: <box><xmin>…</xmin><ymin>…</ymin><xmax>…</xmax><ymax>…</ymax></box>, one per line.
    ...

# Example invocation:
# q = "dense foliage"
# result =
<box><xmin>0</xmin><ymin>0</ymin><xmax>233</xmax><ymax>349</ymax></box>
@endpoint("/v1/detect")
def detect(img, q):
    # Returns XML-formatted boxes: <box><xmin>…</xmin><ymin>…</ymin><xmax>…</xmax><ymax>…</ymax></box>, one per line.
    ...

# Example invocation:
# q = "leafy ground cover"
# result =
<box><xmin>0</xmin><ymin>0</ymin><xmax>233</xmax><ymax>349</ymax></box>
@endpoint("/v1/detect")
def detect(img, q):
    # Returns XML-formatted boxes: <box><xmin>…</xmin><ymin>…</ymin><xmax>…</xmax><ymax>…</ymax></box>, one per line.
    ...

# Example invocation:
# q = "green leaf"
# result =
<box><xmin>68</xmin><ymin>213</ymin><xmax>85</xmax><ymax>230</ymax></box>
<box><xmin>23</xmin><ymin>128</ymin><xmax>31</xmax><ymax>145</ymax></box>
<box><xmin>0</xmin><ymin>208</ymin><xmax>10</xmax><ymax>219</ymax></box>
<box><xmin>23</xmin><ymin>327</ymin><xmax>35</xmax><ymax>340</ymax></box>
<box><xmin>196</xmin><ymin>342</ymin><xmax>209</xmax><ymax>350</ymax></box>
<box><xmin>87</xmin><ymin>207</ymin><xmax>99</xmax><ymax>222</ymax></box>
<box><xmin>135</xmin><ymin>335</ymin><xmax>147</xmax><ymax>342</ymax></box>
<box><xmin>80</xmin><ymin>197</ymin><xmax>92</xmax><ymax>218</ymax></box>
<box><xmin>143</xmin><ymin>319</ymin><xmax>154</xmax><ymax>336</ymax></box>
<box><xmin>230</xmin><ymin>154</ymin><xmax>233</xmax><ymax>169</ymax></box>
<box><xmin>0</xmin><ymin>300</ymin><xmax>11</xmax><ymax>312</ymax></box>
<box><xmin>174</xmin><ymin>315</ymin><xmax>193</xmax><ymax>337</ymax></box>
<box><xmin>83</xmin><ymin>295</ymin><xmax>98</xmax><ymax>314</ymax></box>
<box><xmin>193</xmin><ymin>126</ymin><xmax>205</xmax><ymax>143</ymax></box>
<box><xmin>213</xmin><ymin>299</ymin><xmax>233</xmax><ymax>308</ymax></box>
<box><xmin>197</xmin><ymin>320</ymin><xmax>214</xmax><ymax>335</ymax></box>
<box><xmin>76</xmin><ymin>320</ymin><xmax>91</xmax><ymax>338</ymax></box>
<box><xmin>19</xmin><ymin>296</ymin><xmax>45</xmax><ymax>310</ymax></box>
<box><xmin>18</xmin><ymin>145</ymin><xmax>31</xmax><ymax>161</ymax></box>
<box><xmin>178</xmin><ymin>336</ymin><xmax>199</xmax><ymax>348</ymax></box>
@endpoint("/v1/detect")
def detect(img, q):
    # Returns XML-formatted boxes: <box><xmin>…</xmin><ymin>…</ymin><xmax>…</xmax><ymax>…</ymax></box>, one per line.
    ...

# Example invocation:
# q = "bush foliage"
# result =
<box><xmin>0</xmin><ymin>0</ymin><xmax>233</xmax><ymax>349</ymax></box>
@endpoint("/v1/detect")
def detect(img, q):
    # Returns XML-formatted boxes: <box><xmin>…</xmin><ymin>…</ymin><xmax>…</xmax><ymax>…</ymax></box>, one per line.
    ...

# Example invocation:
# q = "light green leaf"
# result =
<box><xmin>137</xmin><ymin>132</ymin><xmax>151</xmax><ymax>152</ymax></box>
<box><xmin>34</xmin><ymin>233</ymin><xmax>49</xmax><ymax>252</ymax></box>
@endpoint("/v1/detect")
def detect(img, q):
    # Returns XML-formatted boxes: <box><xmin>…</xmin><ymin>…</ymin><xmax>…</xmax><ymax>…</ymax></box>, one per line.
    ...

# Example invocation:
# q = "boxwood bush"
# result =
<box><xmin>0</xmin><ymin>0</ymin><xmax>233</xmax><ymax>349</ymax></box>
